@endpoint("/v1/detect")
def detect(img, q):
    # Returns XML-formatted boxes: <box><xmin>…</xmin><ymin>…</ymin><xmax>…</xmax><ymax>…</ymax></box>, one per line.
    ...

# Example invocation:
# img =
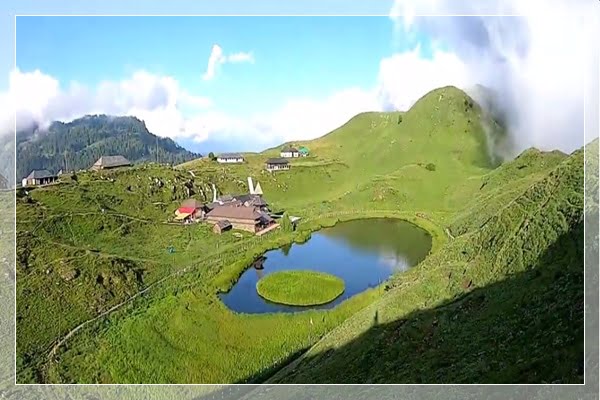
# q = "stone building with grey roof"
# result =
<box><xmin>22</xmin><ymin>169</ymin><xmax>58</xmax><ymax>187</ymax></box>
<box><xmin>90</xmin><ymin>155</ymin><xmax>132</xmax><ymax>171</ymax></box>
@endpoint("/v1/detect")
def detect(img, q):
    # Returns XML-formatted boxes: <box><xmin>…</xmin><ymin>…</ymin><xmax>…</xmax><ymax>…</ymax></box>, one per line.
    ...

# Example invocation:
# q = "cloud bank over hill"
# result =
<box><xmin>2</xmin><ymin>4</ymin><xmax>597</xmax><ymax>159</ymax></box>
<box><xmin>388</xmin><ymin>0</ymin><xmax>597</xmax><ymax>158</ymax></box>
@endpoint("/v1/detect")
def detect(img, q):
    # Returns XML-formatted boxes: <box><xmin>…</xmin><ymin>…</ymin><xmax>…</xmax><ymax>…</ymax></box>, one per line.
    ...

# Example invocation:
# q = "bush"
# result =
<box><xmin>425</xmin><ymin>163</ymin><xmax>436</xmax><ymax>172</ymax></box>
<box><xmin>208</xmin><ymin>152</ymin><xmax>216</xmax><ymax>161</ymax></box>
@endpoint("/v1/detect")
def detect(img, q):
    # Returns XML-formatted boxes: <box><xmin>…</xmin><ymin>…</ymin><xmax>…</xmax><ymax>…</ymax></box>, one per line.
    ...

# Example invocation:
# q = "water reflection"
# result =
<box><xmin>378</xmin><ymin>250</ymin><xmax>411</xmax><ymax>272</ymax></box>
<box><xmin>220</xmin><ymin>218</ymin><xmax>432</xmax><ymax>314</ymax></box>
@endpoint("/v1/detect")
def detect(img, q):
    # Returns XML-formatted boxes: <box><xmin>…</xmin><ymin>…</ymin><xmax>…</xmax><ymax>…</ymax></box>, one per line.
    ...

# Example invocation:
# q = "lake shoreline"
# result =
<box><xmin>216</xmin><ymin>212</ymin><xmax>444</xmax><ymax>315</ymax></box>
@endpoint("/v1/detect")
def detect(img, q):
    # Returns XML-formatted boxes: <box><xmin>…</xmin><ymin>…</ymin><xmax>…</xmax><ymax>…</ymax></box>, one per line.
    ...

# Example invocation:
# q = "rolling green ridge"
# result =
<box><xmin>267</xmin><ymin>146</ymin><xmax>584</xmax><ymax>384</ymax></box>
<box><xmin>16</xmin><ymin>115</ymin><xmax>201</xmax><ymax>180</ymax></box>
<box><xmin>14</xmin><ymin>86</ymin><xmax>586</xmax><ymax>385</ymax></box>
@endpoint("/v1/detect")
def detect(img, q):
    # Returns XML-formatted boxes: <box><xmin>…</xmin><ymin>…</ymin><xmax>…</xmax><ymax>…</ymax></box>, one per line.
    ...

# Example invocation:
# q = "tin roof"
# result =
<box><xmin>265</xmin><ymin>158</ymin><xmax>289</xmax><ymax>165</ymax></box>
<box><xmin>93</xmin><ymin>155</ymin><xmax>132</xmax><ymax>168</ymax></box>
<box><xmin>26</xmin><ymin>169</ymin><xmax>56</xmax><ymax>179</ymax></box>
<box><xmin>207</xmin><ymin>205</ymin><xmax>262</xmax><ymax>221</ymax></box>
<box><xmin>217</xmin><ymin>153</ymin><xmax>243</xmax><ymax>159</ymax></box>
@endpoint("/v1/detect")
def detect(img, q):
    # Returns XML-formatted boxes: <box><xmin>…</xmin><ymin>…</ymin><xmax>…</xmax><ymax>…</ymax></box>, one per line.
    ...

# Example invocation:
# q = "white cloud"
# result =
<box><xmin>0</xmin><ymin>65</ymin><xmax>380</xmax><ymax>150</ymax></box>
<box><xmin>0</xmin><ymin>69</ymin><xmax>212</xmax><ymax>139</ymax></box>
<box><xmin>376</xmin><ymin>47</ymin><xmax>469</xmax><ymax>111</ymax></box>
<box><xmin>388</xmin><ymin>0</ymin><xmax>597</xmax><ymax>157</ymax></box>
<box><xmin>202</xmin><ymin>44</ymin><xmax>224</xmax><ymax>81</ymax></box>
<box><xmin>227</xmin><ymin>52</ymin><xmax>254</xmax><ymax>64</ymax></box>
<box><xmin>254</xmin><ymin>88</ymin><xmax>380</xmax><ymax>144</ymax></box>
<box><xmin>202</xmin><ymin>44</ymin><xmax>254</xmax><ymax>81</ymax></box>
<box><xmin>171</xmin><ymin>88</ymin><xmax>379</xmax><ymax>149</ymax></box>
<box><xmin>0</xmin><ymin>69</ymin><xmax>60</xmax><ymax>136</ymax></box>
<box><xmin>5</xmin><ymin>5</ymin><xmax>596</xmax><ymax>157</ymax></box>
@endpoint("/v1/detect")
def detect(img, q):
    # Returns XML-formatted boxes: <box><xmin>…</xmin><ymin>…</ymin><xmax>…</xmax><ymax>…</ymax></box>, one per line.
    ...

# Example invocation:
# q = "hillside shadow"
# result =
<box><xmin>219</xmin><ymin>222</ymin><xmax>584</xmax><ymax>388</ymax></box>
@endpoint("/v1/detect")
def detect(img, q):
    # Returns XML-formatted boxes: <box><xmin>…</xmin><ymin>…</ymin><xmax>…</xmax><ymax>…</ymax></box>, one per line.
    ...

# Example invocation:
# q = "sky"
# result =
<box><xmin>3</xmin><ymin>0</ymin><xmax>598</xmax><ymax>157</ymax></box>
<box><xmin>13</xmin><ymin>16</ymin><xmax>407</xmax><ymax>153</ymax></box>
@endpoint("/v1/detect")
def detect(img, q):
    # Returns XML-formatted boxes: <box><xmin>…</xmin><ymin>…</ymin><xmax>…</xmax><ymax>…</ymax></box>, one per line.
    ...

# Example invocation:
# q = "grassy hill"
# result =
<box><xmin>267</xmin><ymin>147</ymin><xmax>584</xmax><ymax>384</ymax></box>
<box><xmin>180</xmin><ymin>86</ymin><xmax>494</xmax><ymax>214</ymax></box>
<box><xmin>14</xmin><ymin>86</ymin><xmax>586</xmax><ymax>385</ymax></box>
<box><xmin>16</xmin><ymin>115</ymin><xmax>201</xmax><ymax>180</ymax></box>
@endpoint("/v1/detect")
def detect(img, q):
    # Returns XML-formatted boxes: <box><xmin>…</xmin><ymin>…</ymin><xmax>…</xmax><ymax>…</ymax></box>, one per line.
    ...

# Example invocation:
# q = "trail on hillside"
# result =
<box><xmin>41</xmin><ymin>238</ymin><xmax>251</xmax><ymax>382</ymax></box>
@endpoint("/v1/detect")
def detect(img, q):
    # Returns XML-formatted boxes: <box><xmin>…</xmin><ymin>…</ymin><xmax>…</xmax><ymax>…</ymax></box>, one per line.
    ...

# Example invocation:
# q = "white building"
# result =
<box><xmin>217</xmin><ymin>153</ymin><xmax>244</xmax><ymax>163</ymax></box>
<box><xmin>280</xmin><ymin>147</ymin><xmax>299</xmax><ymax>158</ymax></box>
<box><xmin>265</xmin><ymin>158</ymin><xmax>290</xmax><ymax>172</ymax></box>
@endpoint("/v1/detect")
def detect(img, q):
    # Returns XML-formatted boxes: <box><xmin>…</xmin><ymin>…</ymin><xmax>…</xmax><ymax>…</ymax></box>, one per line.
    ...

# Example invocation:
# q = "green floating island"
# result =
<box><xmin>256</xmin><ymin>270</ymin><xmax>345</xmax><ymax>306</ymax></box>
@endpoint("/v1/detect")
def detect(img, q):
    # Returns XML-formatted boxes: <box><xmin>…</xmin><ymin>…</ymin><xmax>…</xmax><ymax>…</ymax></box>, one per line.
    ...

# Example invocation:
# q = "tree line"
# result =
<box><xmin>15</xmin><ymin>115</ymin><xmax>201</xmax><ymax>179</ymax></box>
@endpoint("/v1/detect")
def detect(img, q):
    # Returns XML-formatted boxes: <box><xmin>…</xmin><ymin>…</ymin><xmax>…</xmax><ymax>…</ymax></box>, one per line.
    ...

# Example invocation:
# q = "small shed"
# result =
<box><xmin>91</xmin><ymin>155</ymin><xmax>132</xmax><ymax>171</ymax></box>
<box><xmin>213</xmin><ymin>220</ymin><xmax>232</xmax><ymax>234</ymax></box>
<box><xmin>176</xmin><ymin>198</ymin><xmax>207</xmax><ymax>221</ymax></box>
<box><xmin>298</xmin><ymin>146</ymin><xmax>309</xmax><ymax>157</ymax></box>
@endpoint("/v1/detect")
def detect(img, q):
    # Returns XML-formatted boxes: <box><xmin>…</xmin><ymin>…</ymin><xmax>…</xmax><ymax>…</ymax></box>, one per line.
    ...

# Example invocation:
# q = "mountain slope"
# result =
<box><xmin>16</xmin><ymin>115</ymin><xmax>200</xmax><ymax>180</ymax></box>
<box><xmin>266</xmin><ymin>146</ymin><xmax>584</xmax><ymax>384</ymax></box>
<box><xmin>181</xmin><ymin>86</ymin><xmax>499</xmax><ymax>214</ymax></box>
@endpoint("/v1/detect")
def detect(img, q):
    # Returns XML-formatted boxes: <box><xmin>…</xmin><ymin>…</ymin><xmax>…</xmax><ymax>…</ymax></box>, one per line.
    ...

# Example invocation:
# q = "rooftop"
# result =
<box><xmin>265</xmin><ymin>158</ymin><xmax>290</xmax><ymax>165</ymax></box>
<box><xmin>218</xmin><ymin>153</ymin><xmax>244</xmax><ymax>159</ymax></box>
<box><xmin>207</xmin><ymin>205</ymin><xmax>263</xmax><ymax>220</ymax></box>
<box><xmin>216</xmin><ymin>193</ymin><xmax>267</xmax><ymax>207</ymax></box>
<box><xmin>180</xmin><ymin>198</ymin><xmax>204</xmax><ymax>209</ymax></box>
<box><xmin>93</xmin><ymin>155</ymin><xmax>132</xmax><ymax>168</ymax></box>
<box><xmin>236</xmin><ymin>194</ymin><xmax>268</xmax><ymax>207</ymax></box>
<box><xmin>215</xmin><ymin>220</ymin><xmax>232</xmax><ymax>229</ymax></box>
<box><xmin>26</xmin><ymin>169</ymin><xmax>56</xmax><ymax>179</ymax></box>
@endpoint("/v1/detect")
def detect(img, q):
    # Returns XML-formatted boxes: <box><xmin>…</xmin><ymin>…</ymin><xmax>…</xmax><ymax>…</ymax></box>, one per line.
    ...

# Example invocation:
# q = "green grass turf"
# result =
<box><xmin>256</xmin><ymin>270</ymin><xmax>345</xmax><ymax>306</ymax></box>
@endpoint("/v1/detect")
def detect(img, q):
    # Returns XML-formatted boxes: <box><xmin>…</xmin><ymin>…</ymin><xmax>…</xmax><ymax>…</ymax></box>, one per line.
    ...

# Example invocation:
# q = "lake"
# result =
<box><xmin>219</xmin><ymin>218</ymin><xmax>432</xmax><ymax>314</ymax></box>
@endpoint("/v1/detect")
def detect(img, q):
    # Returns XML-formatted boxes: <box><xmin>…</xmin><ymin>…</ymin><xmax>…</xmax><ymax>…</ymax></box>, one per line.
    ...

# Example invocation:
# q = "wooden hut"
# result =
<box><xmin>213</xmin><ymin>220</ymin><xmax>232</xmax><ymax>234</ymax></box>
<box><xmin>205</xmin><ymin>205</ymin><xmax>276</xmax><ymax>234</ymax></box>
<box><xmin>175</xmin><ymin>198</ymin><xmax>207</xmax><ymax>222</ymax></box>
<box><xmin>90</xmin><ymin>155</ymin><xmax>132</xmax><ymax>171</ymax></box>
<box><xmin>22</xmin><ymin>170</ymin><xmax>58</xmax><ymax>187</ymax></box>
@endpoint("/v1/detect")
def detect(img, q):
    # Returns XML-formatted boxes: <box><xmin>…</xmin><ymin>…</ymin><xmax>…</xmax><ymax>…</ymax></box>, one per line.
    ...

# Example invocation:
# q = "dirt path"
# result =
<box><xmin>42</xmin><ymin>235</ymin><xmax>259</xmax><ymax>381</ymax></box>
<box><xmin>46</xmin><ymin>239</ymin><xmax>154</xmax><ymax>264</ymax></box>
<box><xmin>44</xmin><ymin>263</ymin><xmax>192</xmax><ymax>382</ymax></box>
<box><xmin>20</xmin><ymin>211</ymin><xmax>153</xmax><ymax>225</ymax></box>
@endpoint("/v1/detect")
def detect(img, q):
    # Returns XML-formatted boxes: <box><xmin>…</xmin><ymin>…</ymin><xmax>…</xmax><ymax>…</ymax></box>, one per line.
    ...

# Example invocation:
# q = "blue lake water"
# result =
<box><xmin>219</xmin><ymin>218</ymin><xmax>432</xmax><ymax>314</ymax></box>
